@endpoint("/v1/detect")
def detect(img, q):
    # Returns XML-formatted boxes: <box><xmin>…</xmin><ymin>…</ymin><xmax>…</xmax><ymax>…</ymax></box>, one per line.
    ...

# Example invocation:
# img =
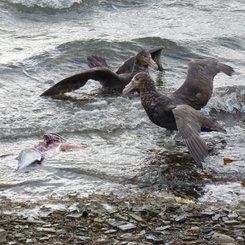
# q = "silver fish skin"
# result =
<box><xmin>17</xmin><ymin>148</ymin><xmax>44</xmax><ymax>171</ymax></box>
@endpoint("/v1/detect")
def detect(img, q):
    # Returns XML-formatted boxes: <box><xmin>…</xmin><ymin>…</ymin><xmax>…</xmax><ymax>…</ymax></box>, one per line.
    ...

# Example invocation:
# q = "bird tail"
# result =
<box><xmin>202</xmin><ymin>117</ymin><xmax>227</xmax><ymax>134</ymax></box>
<box><xmin>217</xmin><ymin>62</ymin><xmax>234</xmax><ymax>76</ymax></box>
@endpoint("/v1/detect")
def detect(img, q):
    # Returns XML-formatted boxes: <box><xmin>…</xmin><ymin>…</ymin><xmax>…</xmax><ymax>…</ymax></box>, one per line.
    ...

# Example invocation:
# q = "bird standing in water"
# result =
<box><xmin>123</xmin><ymin>66</ymin><xmax>231</xmax><ymax>168</ymax></box>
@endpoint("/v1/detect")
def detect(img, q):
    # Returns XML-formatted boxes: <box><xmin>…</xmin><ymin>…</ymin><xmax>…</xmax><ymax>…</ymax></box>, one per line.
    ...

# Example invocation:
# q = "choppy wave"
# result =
<box><xmin>6</xmin><ymin>0</ymin><xmax>84</xmax><ymax>9</ymax></box>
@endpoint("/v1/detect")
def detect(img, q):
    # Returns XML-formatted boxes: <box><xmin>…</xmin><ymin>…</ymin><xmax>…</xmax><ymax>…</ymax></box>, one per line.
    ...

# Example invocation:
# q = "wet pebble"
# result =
<box><xmin>212</xmin><ymin>232</ymin><xmax>236</xmax><ymax>244</ymax></box>
<box><xmin>145</xmin><ymin>234</ymin><xmax>164</xmax><ymax>243</ymax></box>
<box><xmin>118</xmin><ymin>223</ymin><xmax>136</xmax><ymax>231</ymax></box>
<box><xmin>0</xmin><ymin>229</ymin><xmax>7</xmax><ymax>243</ymax></box>
<box><xmin>0</xmin><ymin>193</ymin><xmax>244</xmax><ymax>244</ymax></box>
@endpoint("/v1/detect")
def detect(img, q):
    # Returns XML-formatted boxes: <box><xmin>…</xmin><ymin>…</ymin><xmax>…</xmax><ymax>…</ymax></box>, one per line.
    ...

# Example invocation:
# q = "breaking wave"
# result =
<box><xmin>6</xmin><ymin>0</ymin><xmax>84</xmax><ymax>9</ymax></box>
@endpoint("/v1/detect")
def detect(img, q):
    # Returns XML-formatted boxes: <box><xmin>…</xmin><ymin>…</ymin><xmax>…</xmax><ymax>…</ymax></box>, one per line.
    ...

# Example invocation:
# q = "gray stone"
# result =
<box><xmin>14</xmin><ymin>233</ymin><xmax>25</xmax><ymax>239</ymax></box>
<box><xmin>228</xmin><ymin>213</ymin><xmax>238</xmax><ymax>219</ymax></box>
<box><xmin>101</xmin><ymin>203</ymin><xmax>117</xmax><ymax>214</ymax></box>
<box><xmin>66</xmin><ymin>213</ymin><xmax>83</xmax><ymax>219</ymax></box>
<box><xmin>0</xmin><ymin>229</ymin><xmax>7</xmax><ymax>243</ymax></box>
<box><xmin>236</xmin><ymin>236</ymin><xmax>244</xmax><ymax>242</ymax></box>
<box><xmin>118</xmin><ymin>223</ymin><xmax>136</xmax><ymax>231</ymax></box>
<box><xmin>145</xmin><ymin>234</ymin><xmax>163</xmax><ymax>243</ymax></box>
<box><xmin>36</xmin><ymin>227</ymin><xmax>57</xmax><ymax>233</ymax></box>
<box><xmin>201</xmin><ymin>210</ymin><xmax>215</xmax><ymax>216</ymax></box>
<box><xmin>127</xmin><ymin>242</ymin><xmax>145</xmax><ymax>245</ymax></box>
<box><xmin>155</xmin><ymin>225</ymin><xmax>171</xmax><ymax>231</ymax></box>
<box><xmin>107</xmin><ymin>219</ymin><xmax>125</xmax><ymax>228</ymax></box>
<box><xmin>120</xmin><ymin>233</ymin><xmax>141</xmax><ymax>240</ymax></box>
<box><xmin>211</xmin><ymin>232</ymin><xmax>235</xmax><ymax>244</ymax></box>
<box><xmin>129</xmin><ymin>213</ymin><xmax>144</xmax><ymax>222</ymax></box>
<box><xmin>187</xmin><ymin>226</ymin><xmax>200</xmax><ymax>235</ymax></box>
<box><xmin>224</xmin><ymin>220</ymin><xmax>240</xmax><ymax>225</ymax></box>
<box><xmin>212</xmin><ymin>214</ymin><xmax>222</xmax><ymax>221</ymax></box>
<box><xmin>74</xmin><ymin>235</ymin><xmax>91</xmax><ymax>242</ymax></box>
<box><xmin>175</xmin><ymin>214</ymin><xmax>187</xmax><ymax>222</ymax></box>
<box><xmin>104</xmin><ymin>229</ymin><xmax>117</xmax><ymax>234</ymax></box>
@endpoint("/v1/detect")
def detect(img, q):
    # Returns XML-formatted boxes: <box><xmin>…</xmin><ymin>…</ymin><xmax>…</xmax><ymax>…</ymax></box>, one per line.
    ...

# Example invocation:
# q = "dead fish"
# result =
<box><xmin>17</xmin><ymin>148</ymin><xmax>44</xmax><ymax>171</ymax></box>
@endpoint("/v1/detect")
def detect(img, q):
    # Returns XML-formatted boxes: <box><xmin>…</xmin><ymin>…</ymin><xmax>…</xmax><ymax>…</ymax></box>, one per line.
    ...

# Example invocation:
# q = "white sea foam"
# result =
<box><xmin>7</xmin><ymin>0</ymin><xmax>83</xmax><ymax>9</ymax></box>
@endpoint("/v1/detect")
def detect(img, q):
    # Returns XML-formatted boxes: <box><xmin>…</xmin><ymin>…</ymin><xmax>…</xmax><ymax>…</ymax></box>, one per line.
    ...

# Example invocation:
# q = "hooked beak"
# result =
<box><xmin>148</xmin><ymin>57</ymin><xmax>158</xmax><ymax>70</ymax></box>
<box><xmin>122</xmin><ymin>80</ymin><xmax>135</xmax><ymax>95</ymax></box>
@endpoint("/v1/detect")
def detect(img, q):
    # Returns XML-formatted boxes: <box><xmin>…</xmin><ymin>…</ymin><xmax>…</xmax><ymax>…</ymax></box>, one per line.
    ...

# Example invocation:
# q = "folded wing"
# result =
<box><xmin>172</xmin><ymin>104</ymin><xmax>209</xmax><ymax>167</ymax></box>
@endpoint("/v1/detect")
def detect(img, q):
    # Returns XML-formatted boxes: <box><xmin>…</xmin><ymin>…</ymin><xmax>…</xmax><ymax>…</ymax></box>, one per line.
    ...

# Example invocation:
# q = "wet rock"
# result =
<box><xmin>201</xmin><ymin>210</ymin><xmax>216</xmax><ymax>216</ymax></box>
<box><xmin>224</xmin><ymin>220</ymin><xmax>240</xmax><ymax>225</ymax></box>
<box><xmin>95</xmin><ymin>238</ymin><xmax>111</xmax><ymax>243</ymax></box>
<box><xmin>212</xmin><ymin>213</ymin><xmax>222</xmax><ymax>221</ymax></box>
<box><xmin>212</xmin><ymin>232</ymin><xmax>236</xmax><ymax>244</ymax></box>
<box><xmin>26</xmin><ymin>238</ymin><xmax>33</xmax><ymax>243</ymax></box>
<box><xmin>127</xmin><ymin>242</ymin><xmax>145</xmax><ymax>245</ymax></box>
<box><xmin>0</xmin><ymin>193</ymin><xmax>244</xmax><ymax>244</ymax></box>
<box><xmin>236</xmin><ymin>236</ymin><xmax>244</xmax><ymax>242</ymax></box>
<box><xmin>106</xmin><ymin>219</ymin><xmax>125</xmax><ymax>228</ymax></box>
<box><xmin>104</xmin><ymin>229</ymin><xmax>117</xmax><ymax>234</ymax></box>
<box><xmin>155</xmin><ymin>225</ymin><xmax>171</xmax><ymax>231</ymax></box>
<box><xmin>36</xmin><ymin>227</ymin><xmax>57</xmax><ymax>233</ymax></box>
<box><xmin>0</xmin><ymin>229</ymin><xmax>7</xmax><ymax>243</ymax></box>
<box><xmin>66</xmin><ymin>213</ymin><xmax>83</xmax><ymax>219</ymax></box>
<box><xmin>129</xmin><ymin>213</ymin><xmax>144</xmax><ymax>222</ymax></box>
<box><xmin>120</xmin><ymin>233</ymin><xmax>141</xmax><ymax>240</ymax></box>
<box><xmin>74</xmin><ymin>235</ymin><xmax>91</xmax><ymax>242</ymax></box>
<box><xmin>114</xmin><ymin>213</ymin><xmax>128</xmax><ymax>221</ymax></box>
<box><xmin>68</xmin><ymin>202</ymin><xmax>81</xmax><ymax>212</ymax></box>
<box><xmin>228</xmin><ymin>213</ymin><xmax>239</xmax><ymax>219</ymax></box>
<box><xmin>39</xmin><ymin>236</ymin><xmax>51</xmax><ymax>241</ymax></box>
<box><xmin>175</xmin><ymin>214</ymin><xmax>187</xmax><ymax>222</ymax></box>
<box><xmin>101</xmin><ymin>203</ymin><xmax>117</xmax><ymax>214</ymax></box>
<box><xmin>187</xmin><ymin>226</ymin><xmax>200</xmax><ymax>235</ymax></box>
<box><xmin>145</xmin><ymin>234</ymin><xmax>164</xmax><ymax>243</ymax></box>
<box><xmin>118</xmin><ymin>223</ymin><xmax>136</xmax><ymax>231</ymax></box>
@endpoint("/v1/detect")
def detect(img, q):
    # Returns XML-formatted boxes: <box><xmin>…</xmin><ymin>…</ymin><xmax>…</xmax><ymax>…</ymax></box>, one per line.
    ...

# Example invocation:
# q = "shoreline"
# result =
<box><xmin>0</xmin><ymin>192</ymin><xmax>244</xmax><ymax>244</ymax></box>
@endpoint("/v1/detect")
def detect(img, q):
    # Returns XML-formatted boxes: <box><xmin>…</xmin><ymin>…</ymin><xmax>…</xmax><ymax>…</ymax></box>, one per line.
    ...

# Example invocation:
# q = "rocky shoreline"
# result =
<box><xmin>0</xmin><ymin>192</ymin><xmax>244</xmax><ymax>245</ymax></box>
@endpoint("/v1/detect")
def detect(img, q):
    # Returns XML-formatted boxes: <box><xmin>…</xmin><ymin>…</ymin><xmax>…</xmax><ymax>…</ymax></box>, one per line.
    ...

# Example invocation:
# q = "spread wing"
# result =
<box><xmin>41</xmin><ymin>67</ymin><xmax>123</xmax><ymax>96</ymax></box>
<box><xmin>87</xmin><ymin>55</ymin><xmax>110</xmax><ymax>69</ymax></box>
<box><xmin>172</xmin><ymin>104</ymin><xmax>208</xmax><ymax>167</ymax></box>
<box><xmin>148</xmin><ymin>47</ymin><xmax>164</xmax><ymax>71</ymax></box>
<box><xmin>172</xmin><ymin>58</ymin><xmax>234</xmax><ymax>110</ymax></box>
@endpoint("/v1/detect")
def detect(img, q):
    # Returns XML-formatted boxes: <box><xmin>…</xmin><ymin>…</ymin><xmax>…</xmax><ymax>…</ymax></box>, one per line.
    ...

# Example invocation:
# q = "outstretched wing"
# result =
<box><xmin>41</xmin><ymin>67</ymin><xmax>123</xmax><ymax>96</ymax></box>
<box><xmin>172</xmin><ymin>58</ymin><xmax>234</xmax><ymax>110</ymax></box>
<box><xmin>87</xmin><ymin>55</ymin><xmax>110</xmax><ymax>69</ymax></box>
<box><xmin>172</xmin><ymin>104</ymin><xmax>208</xmax><ymax>167</ymax></box>
<box><xmin>148</xmin><ymin>47</ymin><xmax>164</xmax><ymax>71</ymax></box>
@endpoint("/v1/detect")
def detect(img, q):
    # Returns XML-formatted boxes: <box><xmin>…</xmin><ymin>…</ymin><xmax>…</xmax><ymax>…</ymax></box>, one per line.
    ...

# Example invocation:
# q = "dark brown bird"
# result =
<box><xmin>40</xmin><ymin>49</ymin><xmax>161</xmax><ymax>97</ymax></box>
<box><xmin>87</xmin><ymin>46</ymin><xmax>164</xmax><ymax>73</ymax></box>
<box><xmin>123</xmin><ymin>71</ymin><xmax>227</xmax><ymax>168</ymax></box>
<box><xmin>171</xmin><ymin>58</ymin><xmax>234</xmax><ymax>110</ymax></box>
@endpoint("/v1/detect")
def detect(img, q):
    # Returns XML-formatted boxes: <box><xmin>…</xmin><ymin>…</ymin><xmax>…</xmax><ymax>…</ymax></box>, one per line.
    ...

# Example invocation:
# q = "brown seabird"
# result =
<box><xmin>123</xmin><ymin>71</ymin><xmax>228</xmax><ymax>167</ymax></box>
<box><xmin>40</xmin><ymin>49</ymin><xmax>161</xmax><ymax>97</ymax></box>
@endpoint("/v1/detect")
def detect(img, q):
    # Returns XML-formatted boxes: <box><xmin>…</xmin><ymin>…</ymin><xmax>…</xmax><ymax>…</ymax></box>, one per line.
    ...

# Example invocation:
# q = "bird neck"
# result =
<box><xmin>139</xmin><ymin>81</ymin><xmax>157</xmax><ymax>94</ymax></box>
<box><xmin>132</xmin><ymin>61</ymin><xmax>148</xmax><ymax>75</ymax></box>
